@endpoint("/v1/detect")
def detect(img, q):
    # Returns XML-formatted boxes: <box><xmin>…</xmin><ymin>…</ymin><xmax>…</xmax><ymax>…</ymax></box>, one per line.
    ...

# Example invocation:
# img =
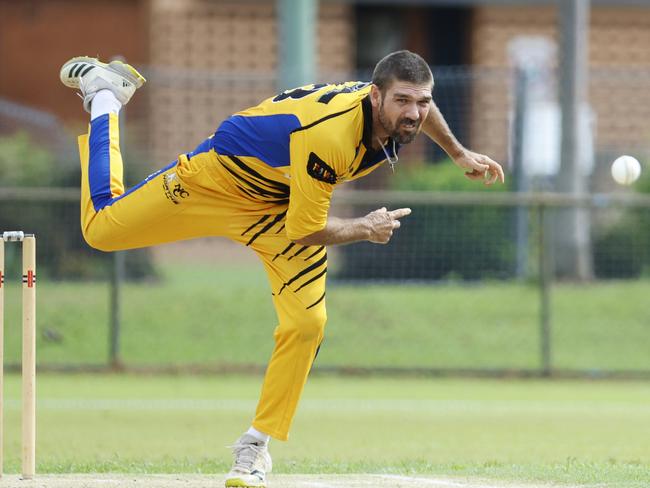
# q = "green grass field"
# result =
<box><xmin>1</xmin><ymin>374</ymin><xmax>649</xmax><ymax>486</ymax></box>
<box><xmin>1</xmin><ymin>263</ymin><xmax>649</xmax><ymax>372</ymax></box>
<box><xmin>1</xmin><ymin>263</ymin><xmax>649</xmax><ymax>485</ymax></box>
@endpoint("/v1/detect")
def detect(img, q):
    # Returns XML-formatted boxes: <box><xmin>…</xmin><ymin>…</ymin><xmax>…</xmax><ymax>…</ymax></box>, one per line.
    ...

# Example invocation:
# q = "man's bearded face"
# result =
<box><xmin>376</xmin><ymin>81</ymin><xmax>433</xmax><ymax>145</ymax></box>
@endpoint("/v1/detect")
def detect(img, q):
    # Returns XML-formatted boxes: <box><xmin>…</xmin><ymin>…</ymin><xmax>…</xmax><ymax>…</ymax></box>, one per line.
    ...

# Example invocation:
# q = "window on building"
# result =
<box><xmin>355</xmin><ymin>4</ymin><xmax>471</xmax><ymax>163</ymax></box>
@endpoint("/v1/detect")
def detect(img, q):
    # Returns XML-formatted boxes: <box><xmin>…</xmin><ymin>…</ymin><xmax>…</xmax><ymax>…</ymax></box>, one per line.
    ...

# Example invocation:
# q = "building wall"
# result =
<box><xmin>5</xmin><ymin>1</ymin><xmax>650</xmax><ymax>175</ymax></box>
<box><xmin>470</xmin><ymin>5</ymin><xmax>650</xmax><ymax>163</ymax></box>
<box><xmin>471</xmin><ymin>6</ymin><xmax>650</xmax><ymax>68</ymax></box>
<box><xmin>0</xmin><ymin>0</ymin><xmax>148</xmax><ymax>124</ymax></box>
<box><xmin>147</xmin><ymin>0</ymin><xmax>354</xmax><ymax>164</ymax></box>
<box><xmin>0</xmin><ymin>0</ymin><xmax>354</xmax><ymax>176</ymax></box>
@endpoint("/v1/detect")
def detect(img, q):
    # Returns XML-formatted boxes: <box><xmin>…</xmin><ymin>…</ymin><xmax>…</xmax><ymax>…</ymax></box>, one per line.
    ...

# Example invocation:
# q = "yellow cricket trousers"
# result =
<box><xmin>78</xmin><ymin>113</ymin><xmax>327</xmax><ymax>440</ymax></box>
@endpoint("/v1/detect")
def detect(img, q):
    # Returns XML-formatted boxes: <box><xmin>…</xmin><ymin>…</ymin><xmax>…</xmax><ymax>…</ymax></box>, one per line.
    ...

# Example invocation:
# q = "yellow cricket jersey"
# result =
<box><xmin>79</xmin><ymin>82</ymin><xmax>405</xmax><ymax>443</ymax></box>
<box><xmin>190</xmin><ymin>82</ymin><xmax>399</xmax><ymax>241</ymax></box>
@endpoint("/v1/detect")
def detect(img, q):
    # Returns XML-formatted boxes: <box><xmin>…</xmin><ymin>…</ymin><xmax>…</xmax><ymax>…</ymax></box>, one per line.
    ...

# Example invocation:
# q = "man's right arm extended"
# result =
<box><xmin>287</xmin><ymin>117</ymin><xmax>411</xmax><ymax>247</ymax></box>
<box><xmin>294</xmin><ymin>207</ymin><xmax>411</xmax><ymax>246</ymax></box>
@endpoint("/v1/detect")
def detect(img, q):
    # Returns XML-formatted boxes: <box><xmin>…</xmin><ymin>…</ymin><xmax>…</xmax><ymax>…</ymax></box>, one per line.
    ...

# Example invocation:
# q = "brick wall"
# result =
<box><xmin>469</xmin><ymin>5</ymin><xmax>650</xmax><ymax>163</ymax></box>
<box><xmin>147</xmin><ymin>0</ymin><xmax>354</xmax><ymax>165</ymax></box>
<box><xmin>0</xmin><ymin>0</ymin><xmax>147</xmax><ymax>124</ymax></box>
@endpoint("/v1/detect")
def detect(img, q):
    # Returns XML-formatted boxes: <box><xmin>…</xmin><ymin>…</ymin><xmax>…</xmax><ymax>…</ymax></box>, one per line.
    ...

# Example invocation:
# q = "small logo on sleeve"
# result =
<box><xmin>307</xmin><ymin>152</ymin><xmax>337</xmax><ymax>184</ymax></box>
<box><xmin>163</xmin><ymin>172</ymin><xmax>189</xmax><ymax>204</ymax></box>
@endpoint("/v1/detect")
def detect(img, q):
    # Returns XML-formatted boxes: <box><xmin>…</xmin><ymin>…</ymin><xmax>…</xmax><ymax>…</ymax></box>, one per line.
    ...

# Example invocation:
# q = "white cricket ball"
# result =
<box><xmin>611</xmin><ymin>155</ymin><xmax>641</xmax><ymax>185</ymax></box>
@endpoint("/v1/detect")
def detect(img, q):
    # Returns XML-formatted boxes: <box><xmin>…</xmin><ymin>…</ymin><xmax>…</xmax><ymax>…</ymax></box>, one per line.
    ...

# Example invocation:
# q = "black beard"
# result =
<box><xmin>378</xmin><ymin>100</ymin><xmax>420</xmax><ymax>145</ymax></box>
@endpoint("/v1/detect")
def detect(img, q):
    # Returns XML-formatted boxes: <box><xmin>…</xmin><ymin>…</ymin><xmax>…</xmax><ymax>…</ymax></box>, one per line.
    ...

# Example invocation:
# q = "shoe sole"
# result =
<box><xmin>225</xmin><ymin>481</ymin><xmax>265</xmax><ymax>488</ymax></box>
<box><xmin>225</xmin><ymin>474</ymin><xmax>267</xmax><ymax>488</ymax></box>
<box><xmin>60</xmin><ymin>56</ymin><xmax>146</xmax><ymax>89</ymax></box>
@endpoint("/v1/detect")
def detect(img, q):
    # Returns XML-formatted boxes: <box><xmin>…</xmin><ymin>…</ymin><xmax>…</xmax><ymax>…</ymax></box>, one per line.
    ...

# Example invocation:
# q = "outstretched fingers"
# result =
<box><xmin>365</xmin><ymin>207</ymin><xmax>412</xmax><ymax>244</ymax></box>
<box><xmin>388</xmin><ymin>208</ymin><xmax>412</xmax><ymax>220</ymax></box>
<box><xmin>388</xmin><ymin>207</ymin><xmax>411</xmax><ymax>232</ymax></box>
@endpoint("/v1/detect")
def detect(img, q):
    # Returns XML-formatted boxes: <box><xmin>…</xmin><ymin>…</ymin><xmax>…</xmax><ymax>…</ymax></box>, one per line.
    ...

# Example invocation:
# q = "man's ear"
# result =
<box><xmin>370</xmin><ymin>84</ymin><xmax>382</xmax><ymax>109</ymax></box>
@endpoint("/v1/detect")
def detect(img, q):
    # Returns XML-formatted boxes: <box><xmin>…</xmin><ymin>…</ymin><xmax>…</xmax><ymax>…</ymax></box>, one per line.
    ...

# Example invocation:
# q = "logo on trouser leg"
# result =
<box><xmin>163</xmin><ymin>172</ymin><xmax>189</xmax><ymax>204</ymax></box>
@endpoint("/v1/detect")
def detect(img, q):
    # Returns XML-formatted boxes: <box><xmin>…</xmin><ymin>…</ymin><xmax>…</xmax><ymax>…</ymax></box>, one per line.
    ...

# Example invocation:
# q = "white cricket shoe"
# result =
<box><xmin>225</xmin><ymin>434</ymin><xmax>272</xmax><ymax>487</ymax></box>
<box><xmin>59</xmin><ymin>56</ymin><xmax>146</xmax><ymax>113</ymax></box>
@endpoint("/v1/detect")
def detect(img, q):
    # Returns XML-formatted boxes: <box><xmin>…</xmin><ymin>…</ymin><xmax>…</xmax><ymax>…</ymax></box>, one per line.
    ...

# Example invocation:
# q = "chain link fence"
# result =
<box><xmin>2</xmin><ymin>64</ymin><xmax>650</xmax><ymax>376</ymax></box>
<box><xmin>1</xmin><ymin>189</ymin><xmax>649</xmax><ymax>376</ymax></box>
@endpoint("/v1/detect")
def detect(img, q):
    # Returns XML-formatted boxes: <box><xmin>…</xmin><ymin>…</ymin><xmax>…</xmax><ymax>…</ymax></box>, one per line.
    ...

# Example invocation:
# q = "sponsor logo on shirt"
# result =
<box><xmin>307</xmin><ymin>152</ymin><xmax>337</xmax><ymax>184</ymax></box>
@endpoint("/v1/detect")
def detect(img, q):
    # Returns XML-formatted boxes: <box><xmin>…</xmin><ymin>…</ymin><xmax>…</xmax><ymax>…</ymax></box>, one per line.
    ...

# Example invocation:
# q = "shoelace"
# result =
<box><xmin>77</xmin><ymin>75</ymin><xmax>95</xmax><ymax>113</ymax></box>
<box><xmin>229</xmin><ymin>441</ymin><xmax>266</xmax><ymax>471</ymax></box>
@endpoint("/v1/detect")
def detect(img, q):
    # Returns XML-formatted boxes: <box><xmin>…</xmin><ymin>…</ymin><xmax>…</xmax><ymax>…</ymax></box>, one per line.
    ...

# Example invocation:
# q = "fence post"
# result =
<box><xmin>277</xmin><ymin>0</ymin><xmax>316</xmax><ymax>90</ymax></box>
<box><xmin>555</xmin><ymin>0</ymin><xmax>593</xmax><ymax>280</ymax></box>
<box><xmin>110</xmin><ymin>252</ymin><xmax>124</xmax><ymax>369</ymax></box>
<box><xmin>109</xmin><ymin>54</ymin><xmax>127</xmax><ymax>371</ymax></box>
<box><xmin>512</xmin><ymin>67</ymin><xmax>530</xmax><ymax>279</ymax></box>
<box><xmin>539</xmin><ymin>204</ymin><xmax>553</xmax><ymax>376</ymax></box>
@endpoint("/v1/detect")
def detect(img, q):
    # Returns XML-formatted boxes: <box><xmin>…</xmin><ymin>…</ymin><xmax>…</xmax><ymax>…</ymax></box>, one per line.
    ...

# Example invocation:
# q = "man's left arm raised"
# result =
<box><xmin>422</xmin><ymin>100</ymin><xmax>505</xmax><ymax>185</ymax></box>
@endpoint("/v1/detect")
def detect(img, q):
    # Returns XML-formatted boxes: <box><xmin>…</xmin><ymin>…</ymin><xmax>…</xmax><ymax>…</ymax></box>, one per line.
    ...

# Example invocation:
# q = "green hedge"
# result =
<box><xmin>0</xmin><ymin>131</ymin><xmax>157</xmax><ymax>281</ymax></box>
<box><xmin>593</xmin><ymin>163</ymin><xmax>650</xmax><ymax>279</ymax></box>
<box><xmin>336</xmin><ymin>160</ymin><xmax>516</xmax><ymax>281</ymax></box>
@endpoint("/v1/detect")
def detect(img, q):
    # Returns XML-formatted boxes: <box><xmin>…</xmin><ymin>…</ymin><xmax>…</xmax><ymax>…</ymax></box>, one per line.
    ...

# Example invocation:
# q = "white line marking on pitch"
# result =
<box><xmin>376</xmin><ymin>475</ymin><xmax>478</xmax><ymax>487</ymax></box>
<box><xmin>2</xmin><ymin>398</ymin><xmax>645</xmax><ymax>415</ymax></box>
<box><xmin>300</xmin><ymin>482</ymin><xmax>338</xmax><ymax>488</ymax></box>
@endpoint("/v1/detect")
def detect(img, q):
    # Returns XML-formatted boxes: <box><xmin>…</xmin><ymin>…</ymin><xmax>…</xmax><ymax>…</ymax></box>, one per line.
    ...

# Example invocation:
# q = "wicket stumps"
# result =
<box><xmin>0</xmin><ymin>231</ymin><xmax>36</xmax><ymax>480</ymax></box>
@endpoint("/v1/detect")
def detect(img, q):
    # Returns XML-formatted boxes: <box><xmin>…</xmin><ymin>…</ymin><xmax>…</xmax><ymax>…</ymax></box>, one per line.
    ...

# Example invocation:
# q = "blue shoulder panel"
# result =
<box><xmin>212</xmin><ymin>114</ymin><xmax>301</xmax><ymax>168</ymax></box>
<box><xmin>188</xmin><ymin>136</ymin><xmax>213</xmax><ymax>158</ymax></box>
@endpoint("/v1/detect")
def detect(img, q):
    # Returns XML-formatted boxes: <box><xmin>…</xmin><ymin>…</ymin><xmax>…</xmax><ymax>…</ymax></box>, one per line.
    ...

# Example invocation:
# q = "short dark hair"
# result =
<box><xmin>371</xmin><ymin>50</ymin><xmax>433</xmax><ymax>93</ymax></box>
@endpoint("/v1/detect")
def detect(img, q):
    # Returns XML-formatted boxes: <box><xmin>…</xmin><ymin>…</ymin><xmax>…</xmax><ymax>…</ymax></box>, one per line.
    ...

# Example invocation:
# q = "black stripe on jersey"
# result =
<box><xmin>287</xmin><ymin>245</ymin><xmax>309</xmax><ymax>261</ymax></box>
<box><xmin>294</xmin><ymin>267</ymin><xmax>327</xmax><ymax>293</ymax></box>
<box><xmin>277</xmin><ymin>253</ymin><xmax>327</xmax><ymax>295</ymax></box>
<box><xmin>275</xmin><ymin>223</ymin><xmax>286</xmax><ymax>234</ymax></box>
<box><xmin>292</xmin><ymin>106</ymin><xmax>356</xmax><ymax>134</ymax></box>
<box><xmin>241</xmin><ymin>214</ymin><xmax>271</xmax><ymax>236</ymax></box>
<box><xmin>227</xmin><ymin>156</ymin><xmax>290</xmax><ymax>194</ymax></box>
<box><xmin>246</xmin><ymin>211</ymin><xmax>287</xmax><ymax>246</ymax></box>
<box><xmin>235</xmin><ymin>182</ymin><xmax>267</xmax><ymax>202</ymax></box>
<box><xmin>221</xmin><ymin>164</ymin><xmax>285</xmax><ymax>198</ymax></box>
<box><xmin>306</xmin><ymin>292</ymin><xmax>326</xmax><ymax>310</ymax></box>
<box><xmin>272</xmin><ymin>242</ymin><xmax>296</xmax><ymax>262</ymax></box>
<box><xmin>221</xmin><ymin>163</ymin><xmax>290</xmax><ymax>202</ymax></box>
<box><xmin>303</xmin><ymin>246</ymin><xmax>325</xmax><ymax>261</ymax></box>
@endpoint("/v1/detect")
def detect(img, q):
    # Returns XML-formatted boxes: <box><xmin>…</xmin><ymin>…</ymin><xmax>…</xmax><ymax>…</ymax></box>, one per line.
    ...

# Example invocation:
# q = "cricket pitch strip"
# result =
<box><xmin>0</xmin><ymin>474</ymin><xmax>587</xmax><ymax>488</ymax></box>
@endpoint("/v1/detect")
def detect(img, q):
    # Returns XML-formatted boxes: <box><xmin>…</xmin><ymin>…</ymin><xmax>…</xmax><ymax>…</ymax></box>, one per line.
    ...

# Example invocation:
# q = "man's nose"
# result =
<box><xmin>404</xmin><ymin>103</ymin><xmax>419</xmax><ymax>120</ymax></box>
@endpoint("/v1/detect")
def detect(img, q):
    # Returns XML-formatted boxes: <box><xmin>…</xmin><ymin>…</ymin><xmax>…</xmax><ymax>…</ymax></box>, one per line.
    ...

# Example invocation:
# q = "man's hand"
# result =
<box><xmin>453</xmin><ymin>150</ymin><xmax>505</xmax><ymax>185</ymax></box>
<box><xmin>364</xmin><ymin>207</ymin><xmax>412</xmax><ymax>244</ymax></box>
<box><xmin>293</xmin><ymin>208</ymin><xmax>411</xmax><ymax>246</ymax></box>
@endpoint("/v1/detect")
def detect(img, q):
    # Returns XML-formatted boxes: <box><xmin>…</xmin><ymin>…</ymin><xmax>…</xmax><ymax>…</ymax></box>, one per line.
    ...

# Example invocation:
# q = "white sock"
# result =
<box><xmin>90</xmin><ymin>89</ymin><xmax>122</xmax><ymax>121</ymax></box>
<box><xmin>246</xmin><ymin>426</ymin><xmax>270</xmax><ymax>444</ymax></box>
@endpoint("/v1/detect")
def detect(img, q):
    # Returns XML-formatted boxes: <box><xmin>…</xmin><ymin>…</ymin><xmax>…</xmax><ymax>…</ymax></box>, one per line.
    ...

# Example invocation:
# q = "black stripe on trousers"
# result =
<box><xmin>287</xmin><ymin>245</ymin><xmax>309</xmax><ymax>261</ymax></box>
<box><xmin>246</xmin><ymin>211</ymin><xmax>287</xmax><ymax>246</ymax></box>
<box><xmin>277</xmin><ymin>253</ymin><xmax>327</xmax><ymax>295</ymax></box>
<box><xmin>306</xmin><ymin>291</ymin><xmax>326</xmax><ymax>310</ymax></box>
<box><xmin>272</xmin><ymin>242</ymin><xmax>296</xmax><ymax>262</ymax></box>
<box><xmin>241</xmin><ymin>214</ymin><xmax>271</xmax><ymax>236</ymax></box>
<box><xmin>294</xmin><ymin>267</ymin><xmax>327</xmax><ymax>293</ymax></box>
<box><xmin>302</xmin><ymin>246</ymin><xmax>325</xmax><ymax>261</ymax></box>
